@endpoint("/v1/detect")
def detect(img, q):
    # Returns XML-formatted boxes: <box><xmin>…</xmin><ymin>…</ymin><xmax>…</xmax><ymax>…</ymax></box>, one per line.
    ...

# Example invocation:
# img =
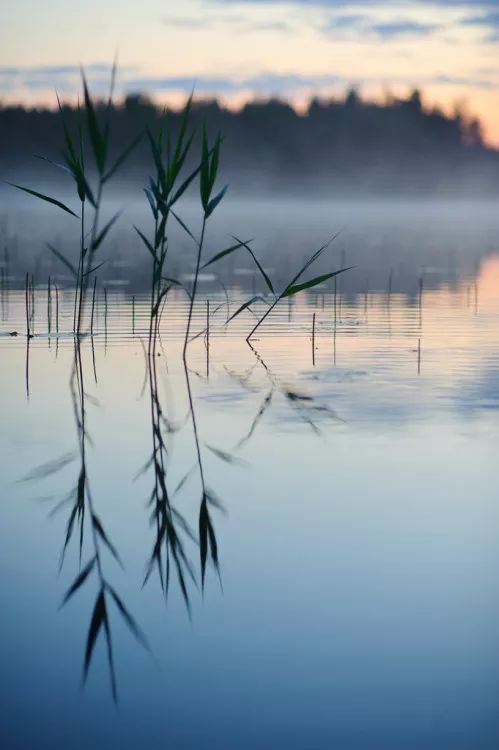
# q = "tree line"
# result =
<box><xmin>1</xmin><ymin>88</ymin><xmax>497</xmax><ymax>194</ymax></box>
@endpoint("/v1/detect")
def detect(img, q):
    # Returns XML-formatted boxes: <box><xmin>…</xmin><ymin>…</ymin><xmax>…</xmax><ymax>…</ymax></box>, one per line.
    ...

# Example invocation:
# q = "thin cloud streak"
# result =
<box><xmin>0</xmin><ymin>66</ymin><xmax>496</xmax><ymax>96</ymax></box>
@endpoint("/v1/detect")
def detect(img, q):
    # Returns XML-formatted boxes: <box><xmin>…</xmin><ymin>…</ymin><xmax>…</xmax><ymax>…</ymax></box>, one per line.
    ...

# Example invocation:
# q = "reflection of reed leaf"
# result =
<box><xmin>199</xmin><ymin>496</ymin><xmax>220</xmax><ymax>589</ymax></box>
<box><xmin>173</xmin><ymin>465</ymin><xmax>196</xmax><ymax>495</ymax></box>
<box><xmin>205</xmin><ymin>488</ymin><xmax>226</xmax><ymax>514</ymax></box>
<box><xmin>235</xmin><ymin>388</ymin><xmax>274</xmax><ymax>450</ymax></box>
<box><xmin>284</xmin><ymin>389</ymin><xmax>313</xmax><ymax>402</ymax></box>
<box><xmin>61</xmin><ymin>503</ymin><xmax>79</xmax><ymax>565</ymax></box>
<box><xmin>83</xmin><ymin>590</ymin><xmax>106</xmax><ymax>683</ymax></box>
<box><xmin>19</xmin><ymin>451</ymin><xmax>77</xmax><ymax>482</ymax></box>
<box><xmin>134</xmin><ymin>456</ymin><xmax>154</xmax><ymax>481</ymax></box>
<box><xmin>60</xmin><ymin>556</ymin><xmax>96</xmax><ymax>607</ymax></box>
<box><xmin>83</xmin><ymin>587</ymin><xmax>118</xmax><ymax>702</ymax></box>
<box><xmin>205</xmin><ymin>444</ymin><xmax>247</xmax><ymax>466</ymax></box>
<box><xmin>92</xmin><ymin>513</ymin><xmax>123</xmax><ymax>567</ymax></box>
<box><xmin>47</xmin><ymin>489</ymin><xmax>75</xmax><ymax>518</ymax></box>
<box><xmin>171</xmin><ymin>508</ymin><xmax>198</xmax><ymax>544</ymax></box>
<box><xmin>107</xmin><ymin>586</ymin><xmax>151</xmax><ymax>653</ymax></box>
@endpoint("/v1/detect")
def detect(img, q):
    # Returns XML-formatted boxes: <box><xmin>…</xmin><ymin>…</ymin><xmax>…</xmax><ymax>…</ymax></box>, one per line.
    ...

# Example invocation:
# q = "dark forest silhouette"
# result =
<box><xmin>1</xmin><ymin>88</ymin><xmax>498</xmax><ymax>194</ymax></box>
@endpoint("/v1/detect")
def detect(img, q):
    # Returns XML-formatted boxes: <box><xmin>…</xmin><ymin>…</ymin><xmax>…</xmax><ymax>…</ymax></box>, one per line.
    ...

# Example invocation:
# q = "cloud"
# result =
<box><xmin>434</xmin><ymin>74</ymin><xmax>496</xmax><ymax>89</ymax></box>
<box><xmin>322</xmin><ymin>15</ymin><xmax>441</xmax><ymax>39</ymax></box>
<box><xmin>122</xmin><ymin>72</ymin><xmax>343</xmax><ymax>94</ymax></box>
<box><xmin>0</xmin><ymin>64</ymin><xmax>114</xmax><ymax>77</ymax></box>
<box><xmin>461</xmin><ymin>11</ymin><xmax>499</xmax><ymax>25</ymax></box>
<box><xmin>0</xmin><ymin>64</ymin><xmax>135</xmax><ymax>94</ymax></box>
<box><xmin>162</xmin><ymin>15</ymin><xmax>208</xmax><ymax>29</ymax></box>
<box><xmin>328</xmin><ymin>14</ymin><xmax>368</xmax><ymax>29</ymax></box>
<box><xmin>459</xmin><ymin>10</ymin><xmax>499</xmax><ymax>41</ymax></box>
<box><xmin>122</xmin><ymin>70</ymin><xmax>497</xmax><ymax>95</ymax></box>
<box><xmin>370</xmin><ymin>21</ymin><xmax>440</xmax><ymax>38</ymax></box>
<box><xmin>162</xmin><ymin>12</ymin><xmax>295</xmax><ymax>33</ymax></box>
<box><xmin>0</xmin><ymin>66</ymin><xmax>495</xmax><ymax>100</ymax></box>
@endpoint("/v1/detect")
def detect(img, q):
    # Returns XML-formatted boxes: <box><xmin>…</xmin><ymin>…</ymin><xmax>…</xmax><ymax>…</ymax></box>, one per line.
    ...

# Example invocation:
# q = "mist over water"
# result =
<box><xmin>2</xmin><ymin>195</ymin><xmax>498</xmax><ymax>295</ymax></box>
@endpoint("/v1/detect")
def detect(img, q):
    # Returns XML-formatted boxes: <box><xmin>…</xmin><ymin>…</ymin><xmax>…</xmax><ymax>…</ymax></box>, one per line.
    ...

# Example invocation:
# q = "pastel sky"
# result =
<box><xmin>1</xmin><ymin>0</ymin><xmax>499</xmax><ymax>144</ymax></box>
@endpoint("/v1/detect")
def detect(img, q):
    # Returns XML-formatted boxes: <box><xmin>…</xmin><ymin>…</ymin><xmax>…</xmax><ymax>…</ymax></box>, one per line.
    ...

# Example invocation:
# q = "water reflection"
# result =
<box><xmin>0</xmin><ymin>251</ymin><xmax>498</xmax><ymax>747</ymax></box>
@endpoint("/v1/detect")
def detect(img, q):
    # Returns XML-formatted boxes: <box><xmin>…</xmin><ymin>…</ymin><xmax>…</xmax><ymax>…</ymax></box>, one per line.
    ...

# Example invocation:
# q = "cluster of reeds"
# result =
<box><xmin>10</xmin><ymin>62</ymin><xmax>141</xmax><ymax>337</ymax></box>
<box><xmin>10</xmin><ymin>65</ymin><xmax>351</xmax><ymax>699</ymax></box>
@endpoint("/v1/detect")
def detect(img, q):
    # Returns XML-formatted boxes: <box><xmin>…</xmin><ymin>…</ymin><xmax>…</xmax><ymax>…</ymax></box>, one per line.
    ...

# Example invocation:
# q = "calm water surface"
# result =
<box><xmin>1</xmin><ymin>234</ymin><xmax>499</xmax><ymax>748</ymax></box>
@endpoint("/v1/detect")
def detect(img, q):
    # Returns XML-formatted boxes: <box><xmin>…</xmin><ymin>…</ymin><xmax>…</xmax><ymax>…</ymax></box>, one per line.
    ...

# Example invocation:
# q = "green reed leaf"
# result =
<box><xmin>231</xmin><ymin>235</ymin><xmax>275</xmax><ymax>294</ymax></box>
<box><xmin>205</xmin><ymin>184</ymin><xmax>228</xmax><ymax>218</ymax></box>
<box><xmin>143</xmin><ymin>188</ymin><xmax>158</xmax><ymax>219</ymax></box>
<box><xmin>227</xmin><ymin>295</ymin><xmax>268</xmax><ymax>323</ymax></box>
<box><xmin>201</xmin><ymin>239</ymin><xmax>250</xmax><ymax>269</ymax></box>
<box><xmin>281</xmin><ymin>267</ymin><xmax>353</xmax><ymax>298</ymax></box>
<box><xmin>171</xmin><ymin>210</ymin><xmax>197</xmax><ymax>242</ymax></box>
<box><xmin>147</xmin><ymin>130</ymin><xmax>167</xmax><ymax>194</ymax></box>
<box><xmin>82</xmin><ymin>72</ymin><xmax>106</xmax><ymax>174</ymax></box>
<box><xmin>8</xmin><ymin>183</ymin><xmax>79</xmax><ymax>218</ymax></box>
<box><xmin>46</xmin><ymin>243</ymin><xmax>78</xmax><ymax>276</ymax></box>
<box><xmin>92</xmin><ymin>210</ymin><xmax>122</xmax><ymax>251</ymax></box>
<box><xmin>134</xmin><ymin>225</ymin><xmax>156</xmax><ymax>259</ymax></box>
<box><xmin>103</xmin><ymin>130</ymin><xmax>144</xmax><ymax>183</ymax></box>
<box><xmin>169</xmin><ymin>161</ymin><xmax>201</xmax><ymax>207</ymax></box>
<box><xmin>200</xmin><ymin>126</ymin><xmax>210</xmax><ymax>210</ymax></box>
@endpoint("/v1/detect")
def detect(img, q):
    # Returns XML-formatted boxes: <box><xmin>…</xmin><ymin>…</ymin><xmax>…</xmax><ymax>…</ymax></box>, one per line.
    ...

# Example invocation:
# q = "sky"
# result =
<box><xmin>1</xmin><ymin>0</ymin><xmax>499</xmax><ymax>144</ymax></box>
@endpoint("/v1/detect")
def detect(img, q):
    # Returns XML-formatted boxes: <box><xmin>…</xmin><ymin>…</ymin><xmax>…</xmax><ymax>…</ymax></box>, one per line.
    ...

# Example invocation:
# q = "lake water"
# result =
<box><xmin>1</xmin><ymin>201</ymin><xmax>499</xmax><ymax>749</ymax></box>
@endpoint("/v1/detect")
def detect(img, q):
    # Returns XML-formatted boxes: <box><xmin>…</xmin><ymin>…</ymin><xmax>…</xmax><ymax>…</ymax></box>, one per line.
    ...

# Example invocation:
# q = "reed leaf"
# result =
<box><xmin>134</xmin><ymin>225</ymin><xmax>156</xmax><ymax>259</ymax></box>
<box><xmin>202</xmin><ymin>239</ymin><xmax>250</xmax><ymax>269</ymax></box>
<box><xmin>171</xmin><ymin>210</ymin><xmax>197</xmax><ymax>242</ymax></box>
<box><xmin>60</xmin><ymin>556</ymin><xmax>96</xmax><ymax>607</ymax></box>
<box><xmin>206</xmin><ymin>184</ymin><xmax>228</xmax><ymax>217</ymax></box>
<box><xmin>107</xmin><ymin>587</ymin><xmax>151</xmax><ymax>652</ymax></box>
<box><xmin>83</xmin><ymin>591</ymin><xmax>106</xmax><ymax>682</ymax></box>
<box><xmin>19</xmin><ymin>451</ymin><xmax>77</xmax><ymax>482</ymax></box>
<box><xmin>92</xmin><ymin>514</ymin><xmax>123</xmax><ymax>567</ymax></box>
<box><xmin>281</xmin><ymin>267</ymin><xmax>353</xmax><ymax>298</ymax></box>
<box><xmin>227</xmin><ymin>295</ymin><xmax>268</xmax><ymax>322</ymax></box>
<box><xmin>231</xmin><ymin>235</ymin><xmax>274</xmax><ymax>294</ymax></box>
<box><xmin>92</xmin><ymin>211</ymin><xmax>122</xmax><ymax>251</ymax></box>
<box><xmin>103</xmin><ymin>131</ymin><xmax>144</xmax><ymax>183</ymax></box>
<box><xmin>46</xmin><ymin>244</ymin><xmax>78</xmax><ymax>276</ymax></box>
<box><xmin>8</xmin><ymin>183</ymin><xmax>78</xmax><ymax>218</ymax></box>
<box><xmin>82</xmin><ymin>73</ymin><xmax>106</xmax><ymax>174</ymax></box>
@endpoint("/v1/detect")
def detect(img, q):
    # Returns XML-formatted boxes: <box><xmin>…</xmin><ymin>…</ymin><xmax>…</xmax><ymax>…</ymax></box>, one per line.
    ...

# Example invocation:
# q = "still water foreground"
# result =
<box><xmin>1</xmin><ymin>257</ymin><xmax>499</xmax><ymax>749</ymax></box>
